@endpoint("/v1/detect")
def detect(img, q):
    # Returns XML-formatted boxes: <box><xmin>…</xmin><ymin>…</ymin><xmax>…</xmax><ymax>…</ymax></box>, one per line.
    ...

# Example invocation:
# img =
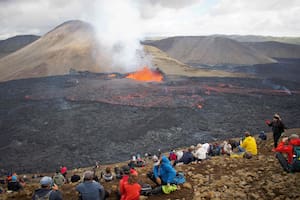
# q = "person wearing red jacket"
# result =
<box><xmin>119</xmin><ymin>165</ymin><xmax>130</xmax><ymax>200</ymax></box>
<box><xmin>275</xmin><ymin>134</ymin><xmax>300</xmax><ymax>172</ymax></box>
<box><xmin>122</xmin><ymin>169</ymin><xmax>141</xmax><ymax>200</ymax></box>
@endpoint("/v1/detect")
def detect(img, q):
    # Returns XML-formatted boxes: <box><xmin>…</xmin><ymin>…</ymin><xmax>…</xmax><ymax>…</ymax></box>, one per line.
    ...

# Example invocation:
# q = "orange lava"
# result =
<box><xmin>126</xmin><ymin>67</ymin><xmax>163</xmax><ymax>82</ymax></box>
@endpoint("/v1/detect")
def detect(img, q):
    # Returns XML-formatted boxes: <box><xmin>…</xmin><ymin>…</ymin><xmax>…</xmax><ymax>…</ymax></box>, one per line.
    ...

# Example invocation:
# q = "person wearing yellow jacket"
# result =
<box><xmin>239</xmin><ymin>131</ymin><xmax>258</xmax><ymax>155</ymax></box>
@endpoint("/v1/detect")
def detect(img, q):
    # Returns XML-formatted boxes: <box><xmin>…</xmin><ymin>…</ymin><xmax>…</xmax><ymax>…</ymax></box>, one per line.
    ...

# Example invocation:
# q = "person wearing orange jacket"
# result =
<box><xmin>122</xmin><ymin>169</ymin><xmax>141</xmax><ymax>200</ymax></box>
<box><xmin>275</xmin><ymin>134</ymin><xmax>300</xmax><ymax>172</ymax></box>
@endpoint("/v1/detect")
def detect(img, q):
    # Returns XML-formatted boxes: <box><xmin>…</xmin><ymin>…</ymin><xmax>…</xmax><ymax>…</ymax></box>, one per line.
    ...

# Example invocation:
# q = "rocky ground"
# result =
<box><xmin>1</xmin><ymin>129</ymin><xmax>300</xmax><ymax>200</ymax></box>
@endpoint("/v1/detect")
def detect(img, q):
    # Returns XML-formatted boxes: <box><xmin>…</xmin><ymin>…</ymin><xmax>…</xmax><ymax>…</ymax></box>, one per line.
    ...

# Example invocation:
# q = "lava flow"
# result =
<box><xmin>126</xmin><ymin>67</ymin><xmax>163</xmax><ymax>82</ymax></box>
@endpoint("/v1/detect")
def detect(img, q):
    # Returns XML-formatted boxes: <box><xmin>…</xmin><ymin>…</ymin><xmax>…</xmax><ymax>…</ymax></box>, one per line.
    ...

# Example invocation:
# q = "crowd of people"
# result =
<box><xmin>0</xmin><ymin>113</ymin><xmax>299</xmax><ymax>199</ymax></box>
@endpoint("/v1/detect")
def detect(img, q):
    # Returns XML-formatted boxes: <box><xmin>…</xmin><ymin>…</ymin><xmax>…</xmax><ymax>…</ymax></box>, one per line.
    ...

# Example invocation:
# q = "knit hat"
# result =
<box><xmin>40</xmin><ymin>176</ymin><xmax>53</xmax><ymax>186</ymax></box>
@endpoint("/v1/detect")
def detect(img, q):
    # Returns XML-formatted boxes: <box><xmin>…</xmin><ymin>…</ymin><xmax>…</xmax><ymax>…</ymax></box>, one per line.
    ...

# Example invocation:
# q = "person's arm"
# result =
<box><xmin>275</xmin><ymin>140</ymin><xmax>291</xmax><ymax>153</ymax></box>
<box><xmin>99</xmin><ymin>184</ymin><xmax>105</xmax><ymax>200</ymax></box>
<box><xmin>165</xmin><ymin>165</ymin><xmax>176</xmax><ymax>184</ymax></box>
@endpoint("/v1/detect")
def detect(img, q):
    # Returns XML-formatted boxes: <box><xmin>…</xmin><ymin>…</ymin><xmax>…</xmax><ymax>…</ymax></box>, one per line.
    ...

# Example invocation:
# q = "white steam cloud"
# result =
<box><xmin>91</xmin><ymin>0</ymin><xmax>151</xmax><ymax>72</ymax></box>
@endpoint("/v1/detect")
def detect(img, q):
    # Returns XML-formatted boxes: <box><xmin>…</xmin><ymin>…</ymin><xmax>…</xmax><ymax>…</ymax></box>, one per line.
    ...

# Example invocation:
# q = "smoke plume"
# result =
<box><xmin>91</xmin><ymin>0</ymin><xmax>150</xmax><ymax>72</ymax></box>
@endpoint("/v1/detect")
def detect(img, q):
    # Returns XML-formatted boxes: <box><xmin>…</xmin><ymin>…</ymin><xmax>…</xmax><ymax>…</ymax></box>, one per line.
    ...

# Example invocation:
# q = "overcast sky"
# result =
<box><xmin>0</xmin><ymin>0</ymin><xmax>299</xmax><ymax>40</ymax></box>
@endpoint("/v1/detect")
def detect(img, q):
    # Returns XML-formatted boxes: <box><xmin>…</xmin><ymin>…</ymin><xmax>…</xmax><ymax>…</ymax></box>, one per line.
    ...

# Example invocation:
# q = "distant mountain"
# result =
<box><xmin>145</xmin><ymin>36</ymin><xmax>276</xmax><ymax>66</ymax></box>
<box><xmin>0</xmin><ymin>21</ymin><xmax>244</xmax><ymax>82</ymax></box>
<box><xmin>0</xmin><ymin>20</ymin><xmax>114</xmax><ymax>82</ymax></box>
<box><xmin>244</xmin><ymin>41</ymin><xmax>300</xmax><ymax>59</ymax></box>
<box><xmin>217</xmin><ymin>35</ymin><xmax>300</xmax><ymax>45</ymax></box>
<box><xmin>0</xmin><ymin>35</ymin><xmax>40</xmax><ymax>58</ymax></box>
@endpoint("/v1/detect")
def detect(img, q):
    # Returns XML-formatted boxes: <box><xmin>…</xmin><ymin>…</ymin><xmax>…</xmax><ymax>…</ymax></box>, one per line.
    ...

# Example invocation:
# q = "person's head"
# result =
<box><xmin>288</xmin><ymin>134</ymin><xmax>299</xmax><ymax>141</ymax></box>
<box><xmin>105</xmin><ymin>167</ymin><xmax>111</xmax><ymax>173</ymax></box>
<box><xmin>273</xmin><ymin>113</ymin><xmax>280</xmax><ymax>120</ymax></box>
<box><xmin>196</xmin><ymin>143</ymin><xmax>202</xmax><ymax>149</ymax></box>
<box><xmin>188</xmin><ymin>146</ymin><xmax>194</xmax><ymax>152</ymax></box>
<box><xmin>40</xmin><ymin>176</ymin><xmax>53</xmax><ymax>188</ymax></box>
<box><xmin>244</xmin><ymin>131</ymin><xmax>251</xmax><ymax>137</ymax></box>
<box><xmin>83</xmin><ymin>171</ymin><xmax>94</xmax><ymax>181</ymax></box>
<box><xmin>128</xmin><ymin>169</ymin><xmax>138</xmax><ymax>184</ymax></box>
<box><xmin>243</xmin><ymin>152</ymin><xmax>252</xmax><ymax>159</ymax></box>
<box><xmin>121</xmin><ymin>165</ymin><xmax>130</xmax><ymax>175</ymax></box>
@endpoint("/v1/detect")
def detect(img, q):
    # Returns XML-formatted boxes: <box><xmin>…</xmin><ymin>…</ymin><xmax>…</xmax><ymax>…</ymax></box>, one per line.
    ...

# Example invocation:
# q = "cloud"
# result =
<box><xmin>0</xmin><ymin>0</ymin><xmax>299</xmax><ymax>40</ymax></box>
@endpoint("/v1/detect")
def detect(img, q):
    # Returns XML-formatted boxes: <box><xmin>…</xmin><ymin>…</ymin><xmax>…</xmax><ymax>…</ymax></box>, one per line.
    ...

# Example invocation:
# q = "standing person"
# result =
<box><xmin>266</xmin><ymin>113</ymin><xmax>287</xmax><ymax>149</ymax></box>
<box><xmin>122</xmin><ymin>169</ymin><xmax>141</xmax><ymax>200</ymax></box>
<box><xmin>76</xmin><ymin>170</ymin><xmax>106</xmax><ymax>200</ymax></box>
<box><xmin>32</xmin><ymin>176</ymin><xmax>62</xmax><ymax>200</ymax></box>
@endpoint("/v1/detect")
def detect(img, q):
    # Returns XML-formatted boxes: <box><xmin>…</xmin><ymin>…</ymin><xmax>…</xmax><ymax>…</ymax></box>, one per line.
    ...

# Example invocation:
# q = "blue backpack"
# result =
<box><xmin>291</xmin><ymin>146</ymin><xmax>300</xmax><ymax>172</ymax></box>
<box><xmin>172</xmin><ymin>172</ymin><xmax>185</xmax><ymax>184</ymax></box>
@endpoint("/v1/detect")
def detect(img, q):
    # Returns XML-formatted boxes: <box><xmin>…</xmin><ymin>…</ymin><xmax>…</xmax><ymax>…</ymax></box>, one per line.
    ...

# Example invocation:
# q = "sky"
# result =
<box><xmin>0</xmin><ymin>0</ymin><xmax>299</xmax><ymax>40</ymax></box>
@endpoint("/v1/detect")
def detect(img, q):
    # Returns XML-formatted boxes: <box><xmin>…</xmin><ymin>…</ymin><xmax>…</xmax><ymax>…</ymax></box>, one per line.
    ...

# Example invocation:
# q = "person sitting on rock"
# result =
<box><xmin>238</xmin><ymin>131</ymin><xmax>258</xmax><ymax>156</ymax></box>
<box><xmin>149</xmin><ymin>156</ymin><xmax>177</xmax><ymax>185</ymax></box>
<box><xmin>76</xmin><ymin>170</ymin><xmax>107</xmax><ymax>200</ymax></box>
<box><xmin>173</xmin><ymin>147</ymin><xmax>195</xmax><ymax>166</ymax></box>
<box><xmin>32</xmin><ymin>176</ymin><xmax>62</xmax><ymax>200</ymax></box>
<box><xmin>275</xmin><ymin>134</ymin><xmax>300</xmax><ymax>173</ymax></box>
<box><xmin>7</xmin><ymin>175</ymin><xmax>23</xmax><ymax>192</ymax></box>
<box><xmin>70</xmin><ymin>171</ymin><xmax>81</xmax><ymax>183</ymax></box>
<box><xmin>53</xmin><ymin>170</ymin><xmax>65</xmax><ymax>187</ymax></box>
<box><xmin>122</xmin><ymin>169</ymin><xmax>141</xmax><ymax>200</ymax></box>
<box><xmin>118</xmin><ymin>165</ymin><xmax>130</xmax><ymax>199</ymax></box>
<box><xmin>103</xmin><ymin>167</ymin><xmax>113</xmax><ymax>182</ymax></box>
<box><xmin>60</xmin><ymin>166</ymin><xmax>67</xmax><ymax>178</ymax></box>
<box><xmin>222</xmin><ymin>141</ymin><xmax>232</xmax><ymax>155</ymax></box>
<box><xmin>194</xmin><ymin>143</ymin><xmax>207</xmax><ymax>162</ymax></box>
<box><xmin>258</xmin><ymin>131</ymin><xmax>267</xmax><ymax>141</ymax></box>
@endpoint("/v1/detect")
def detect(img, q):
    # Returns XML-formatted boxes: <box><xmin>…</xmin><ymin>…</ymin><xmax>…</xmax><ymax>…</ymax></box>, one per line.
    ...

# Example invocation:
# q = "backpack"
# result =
<box><xmin>34</xmin><ymin>190</ymin><xmax>52</xmax><ymax>200</ymax></box>
<box><xmin>140</xmin><ymin>183</ymin><xmax>152</xmax><ymax>196</ymax></box>
<box><xmin>172</xmin><ymin>172</ymin><xmax>186</xmax><ymax>184</ymax></box>
<box><xmin>291</xmin><ymin>146</ymin><xmax>300</xmax><ymax>172</ymax></box>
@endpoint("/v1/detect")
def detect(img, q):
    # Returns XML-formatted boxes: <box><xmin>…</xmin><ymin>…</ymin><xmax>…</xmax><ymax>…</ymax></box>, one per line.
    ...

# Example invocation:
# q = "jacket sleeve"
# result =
<box><xmin>275</xmin><ymin>142</ymin><xmax>291</xmax><ymax>153</ymax></box>
<box><xmin>290</xmin><ymin>139</ymin><xmax>300</xmax><ymax>146</ymax></box>
<box><xmin>165</xmin><ymin>165</ymin><xmax>176</xmax><ymax>183</ymax></box>
<box><xmin>153</xmin><ymin>166</ymin><xmax>159</xmax><ymax>178</ymax></box>
<box><xmin>99</xmin><ymin>184</ymin><xmax>105</xmax><ymax>200</ymax></box>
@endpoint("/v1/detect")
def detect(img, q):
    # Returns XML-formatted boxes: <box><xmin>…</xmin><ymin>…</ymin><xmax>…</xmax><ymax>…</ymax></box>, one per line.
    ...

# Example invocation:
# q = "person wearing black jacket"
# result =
<box><xmin>266</xmin><ymin>113</ymin><xmax>287</xmax><ymax>149</ymax></box>
<box><xmin>32</xmin><ymin>176</ymin><xmax>62</xmax><ymax>200</ymax></box>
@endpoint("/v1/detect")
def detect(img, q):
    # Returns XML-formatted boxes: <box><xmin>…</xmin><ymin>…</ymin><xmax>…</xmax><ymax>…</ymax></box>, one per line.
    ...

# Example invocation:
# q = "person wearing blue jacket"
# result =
<box><xmin>152</xmin><ymin>156</ymin><xmax>177</xmax><ymax>185</ymax></box>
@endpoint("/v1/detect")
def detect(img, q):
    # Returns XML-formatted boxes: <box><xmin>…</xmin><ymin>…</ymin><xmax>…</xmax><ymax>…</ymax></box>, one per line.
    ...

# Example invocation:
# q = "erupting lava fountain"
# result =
<box><xmin>126</xmin><ymin>67</ymin><xmax>163</xmax><ymax>82</ymax></box>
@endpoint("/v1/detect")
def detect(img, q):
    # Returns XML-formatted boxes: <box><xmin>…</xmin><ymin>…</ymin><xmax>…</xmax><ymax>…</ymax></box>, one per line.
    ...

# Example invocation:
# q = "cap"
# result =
<box><xmin>40</xmin><ymin>176</ymin><xmax>53</xmax><ymax>186</ymax></box>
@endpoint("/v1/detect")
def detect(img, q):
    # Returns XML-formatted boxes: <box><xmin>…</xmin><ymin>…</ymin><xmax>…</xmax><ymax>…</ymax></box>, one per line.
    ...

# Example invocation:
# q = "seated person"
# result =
<box><xmin>238</xmin><ymin>131</ymin><xmax>258</xmax><ymax>156</ymax></box>
<box><xmin>275</xmin><ymin>134</ymin><xmax>300</xmax><ymax>173</ymax></box>
<box><xmin>32</xmin><ymin>176</ymin><xmax>62</xmax><ymax>200</ymax></box>
<box><xmin>194</xmin><ymin>144</ymin><xmax>208</xmax><ymax>162</ymax></box>
<box><xmin>148</xmin><ymin>156</ymin><xmax>177</xmax><ymax>185</ymax></box>
<box><xmin>70</xmin><ymin>172</ymin><xmax>81</xmax><ymax>183</ymax></box>
<box><xmin>173</xmin><ymin>147</ymin><xmax>195</xmax><ymax>166</ymax></box>
<box><xmin>103</xmin><ymin>167</ymin><xmax>113</xmax><ymax>182</ymax></box>
<box><xmin>7</xmin><ymin>175</ymin><xmax>23</xmax><ymax>192</ymax></box>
